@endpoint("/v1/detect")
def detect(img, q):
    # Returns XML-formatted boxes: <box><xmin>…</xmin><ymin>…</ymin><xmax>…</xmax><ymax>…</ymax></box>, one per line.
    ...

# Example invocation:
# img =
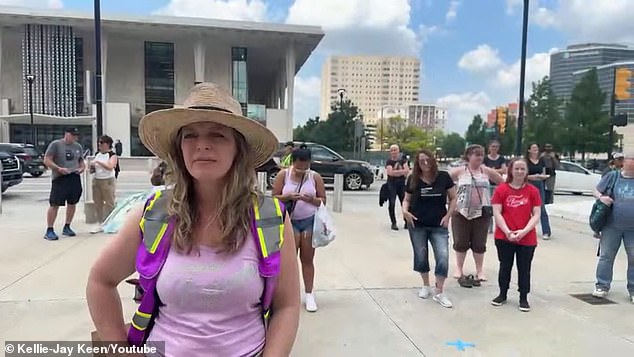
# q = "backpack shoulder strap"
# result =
<box><xmin>136</xmin><ymin>189</ymin><xmax>174</xmax><ymax>280</ymax></box>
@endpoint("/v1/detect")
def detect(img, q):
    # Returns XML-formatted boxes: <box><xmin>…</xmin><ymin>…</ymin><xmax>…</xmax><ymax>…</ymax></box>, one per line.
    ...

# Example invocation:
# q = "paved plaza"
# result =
<box><xmin>0</xmin><ymin>173</ymin><xmax>633</xmax><ymax>356</ymax></box>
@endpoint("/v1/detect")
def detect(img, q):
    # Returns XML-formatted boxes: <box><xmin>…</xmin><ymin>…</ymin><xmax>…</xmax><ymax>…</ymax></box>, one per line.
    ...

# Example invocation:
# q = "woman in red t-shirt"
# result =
<box><xmin>490</xmin><ymin>158</ymin><xmax>542</xmax><ymax>312</ymax></box>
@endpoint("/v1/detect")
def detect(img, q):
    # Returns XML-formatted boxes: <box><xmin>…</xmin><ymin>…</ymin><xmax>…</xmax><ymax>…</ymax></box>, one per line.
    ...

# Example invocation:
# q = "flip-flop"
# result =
<box><xmin>458</xmin><ymin>275</ymin><xmax>473</xmax><ymax>288</ymax></box>
<box><xmin>476</xmin><ymin>275</ymin><xmax>488</xmax><ymax>282</ymax></box>
<box><xmin>468</xmin><ymin>274</ymin><xmax>481</xmax><ymax>287</ymax></box>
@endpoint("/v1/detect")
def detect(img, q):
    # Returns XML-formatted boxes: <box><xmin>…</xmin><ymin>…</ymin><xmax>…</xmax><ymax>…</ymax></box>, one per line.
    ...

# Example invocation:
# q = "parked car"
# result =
<box><xmin>280</xmin><ymin>142</ymin><xmax>374</xmax><ymax>190</ymax></box>
<box><xmin>554</xmin><ymin>160</ymin><xmax>602</xmax><ymax>195</ymax></box>
<box><xmin>0</xmin><ymin>143</ymin><xmax>46</xmax><ymax>177</ymax></box>
<box><xmin>0</xmin><ymin>151</ymin><xmax>23</xmax><ymax>193</ymax></box>
<box><xmin>256</xmin><ymin>156</ymin><xmax>282</xmax><ymax>188</ymax></box>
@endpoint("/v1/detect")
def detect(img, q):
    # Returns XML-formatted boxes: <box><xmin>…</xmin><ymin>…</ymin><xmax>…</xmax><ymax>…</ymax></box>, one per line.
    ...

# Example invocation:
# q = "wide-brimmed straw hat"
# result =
<box><xmin>138</xmin><ymin>82</ymin><xmax>278</xmax><ymax>168</ymax></box>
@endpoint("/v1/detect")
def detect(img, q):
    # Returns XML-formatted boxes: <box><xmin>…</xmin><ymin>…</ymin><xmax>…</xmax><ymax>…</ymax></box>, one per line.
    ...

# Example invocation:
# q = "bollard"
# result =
<box><xmin>333</xmin><ymin>173</ymin><xmax>343</xmax><ymax>213</ymax></box>
<box><xmin>257</xmin><ymin>171</ymin><xmax>268</xmax><ymax>193</ymax></box>
<box><xmin>83</xmin><ymin>158</ymin><xmax>98</xmax><ymax>224</ymax></box>
<box><xmin>0</xmin><ymin>163</ymin><xmax>3</xmax><ymax>215</ymax></box>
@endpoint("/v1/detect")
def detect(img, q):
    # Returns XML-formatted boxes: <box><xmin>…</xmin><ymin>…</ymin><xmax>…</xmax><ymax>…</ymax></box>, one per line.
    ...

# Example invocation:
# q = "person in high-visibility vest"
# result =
<box><xmin>280</xmin><ymin>141</ymin><xmax>295</xmax><ymax>168</ymax></box>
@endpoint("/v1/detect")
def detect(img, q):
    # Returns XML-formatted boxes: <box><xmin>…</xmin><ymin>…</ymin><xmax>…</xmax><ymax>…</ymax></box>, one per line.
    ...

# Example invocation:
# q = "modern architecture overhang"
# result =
<box><xmin>572</xmin><ymin>61</ymin><xmax>634</xmax><ymax>76</ymax></box>
<box><xmin>0</xmin><ymin>5</ymin><xmax>324</xmax><ymax>74</ymax></box>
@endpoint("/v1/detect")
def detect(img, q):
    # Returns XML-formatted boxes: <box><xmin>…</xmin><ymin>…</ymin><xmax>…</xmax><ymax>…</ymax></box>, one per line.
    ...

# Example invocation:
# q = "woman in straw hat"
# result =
<box><xmin>86</xmin><ymin>83</ymin><xmax>300</xmax><ymax>356</ymax></box>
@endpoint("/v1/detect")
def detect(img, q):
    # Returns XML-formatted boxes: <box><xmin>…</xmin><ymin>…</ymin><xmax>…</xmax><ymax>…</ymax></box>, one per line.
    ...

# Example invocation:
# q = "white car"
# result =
<box><xmin>554</xmin><ymin>160</ymin><xmax>602</xmax><ymax>195</ymax></box>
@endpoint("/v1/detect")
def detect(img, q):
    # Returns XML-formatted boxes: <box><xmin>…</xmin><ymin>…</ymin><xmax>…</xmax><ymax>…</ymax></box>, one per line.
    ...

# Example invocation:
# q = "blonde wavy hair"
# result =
<box><xmin>163</xmin><ymin>127</ymin><xmax>260</xmax><ymax>254</ymax></box>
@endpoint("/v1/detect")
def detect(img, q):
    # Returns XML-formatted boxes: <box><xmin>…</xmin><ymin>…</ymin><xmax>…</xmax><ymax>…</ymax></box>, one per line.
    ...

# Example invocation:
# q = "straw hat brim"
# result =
<box><xmin>138</xmin><ymin>108</ymin><xmax>279</xmax><ymax>168</ymax></box>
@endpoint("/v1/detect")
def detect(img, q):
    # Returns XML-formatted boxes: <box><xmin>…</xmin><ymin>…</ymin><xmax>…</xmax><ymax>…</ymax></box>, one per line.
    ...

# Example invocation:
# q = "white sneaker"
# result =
<box><xmin>90</xmin><ymin>225</ymin><xmax>104</xmax><ymax>234</ymax></box>
<box><xmin>305</xmin><ymin>293</ymin><xmax>318</xmax><ymax>312</ymax></box>
<box><xmin>418</xmin><ymin>286</ymin><xmax>432</xmax><ymax>299</ymax></box>
<box><xmin>542</xmin><ymin>234</ymin><xmax>551</xmax><ymax>240</ymax></box>
<box><xmin>592</xmin><ymin>288</ymin><xmax>608</xmax><ymax>298</ymax></box>
<box><xmin>630</xmin><ymin>295</ymin><xmax>634</xmax><ymax>304</ymax></box>
<box><xmin>433</xmin><ymin>293</ymin><xmax>453</xmax><ymax>308</ymax></box>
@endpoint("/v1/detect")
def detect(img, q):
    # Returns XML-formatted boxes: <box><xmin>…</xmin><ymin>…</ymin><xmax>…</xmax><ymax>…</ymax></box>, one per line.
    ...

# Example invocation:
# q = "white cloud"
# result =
<box><xmin>532</xmin><ymin>6</ymin><xmax>556</xmax><ymax>27</ymax></box>
<box><xmin>493</xmin><ymin>49</ymin><xmax>556</xmax><ymax>91</ymax></box>
<box><xmin>505</xmin><ymin>0</ymin><xmax>522</xmax><ymax>14</ymax></box>
<box><xmin>153</xmin><ymin>0</ymin><xmax>267</xmax><ymax>22</ymax></box>
<box><xmin>436</xmin><ymin>92</ymin><xmax>492</xmax><ymax>134</ymax></box>
<box><xmin>286</xmin><ymin>0</ymin><xmax>420</xmax><ymax>56</ymax></box>
<box><xmin>0</xmin><ymin>0</ymin><xmax>62</xmax><ymax>8</ymax></box>
<box><xmin>293</xmin><ymin>76</ymin><xmax>321</xmax><ymax>125</ymax></box>
<box><xmin>446</xmin><ymin>0</ymin><xmax>460</xmax><ymax>22</ymax></box>
<box><xmin>544</xmin><ymin>0</ymin><xmax>634</xmax><ymax>44</ymax></box>
<box><xmin>458</xmin><ymin>44</ymin><xmax>503</xmax><ymax>73</ymax></box>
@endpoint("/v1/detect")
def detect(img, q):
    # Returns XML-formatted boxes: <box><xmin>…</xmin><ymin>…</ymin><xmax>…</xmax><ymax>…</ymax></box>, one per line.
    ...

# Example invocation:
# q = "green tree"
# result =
<box><xmin>465</xmin><ymin>115</ymin><xmax>487</xmax><ymax>146</ymax></box>
<box><xmin>524</xmin><ymin>76</ymin><xmax>563</xmax><ymax>149</ymax></box>
<box><xmin>442</xmin><ymin>133</ymin><xmax>467</xmax><ymax>158</ymax></box>
<box><xmin>377</xmin><ymin>116</ymin><xmax>432</xmax><ymax>154</ymax></box>
<box><xmin>292</xmin><ymin>100</ymin><xmax>362</xmax><ymax>153</ymax></box>
<box><xmin>562</xmin><ymin>68</ymin><xmax>610</xmax><ymax>160</ymax></box>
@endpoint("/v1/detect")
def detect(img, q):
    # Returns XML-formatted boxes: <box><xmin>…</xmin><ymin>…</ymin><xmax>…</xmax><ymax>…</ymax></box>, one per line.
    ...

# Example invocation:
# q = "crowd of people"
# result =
<box><xmin>388</xmin><ymin>140</ymin><xmax>634</xmax><ymax>312</ymax></box>
<box><xmin>35</xmin><ymin>80</ymin><xmax>631</xmax><ymax>355</ymax></box>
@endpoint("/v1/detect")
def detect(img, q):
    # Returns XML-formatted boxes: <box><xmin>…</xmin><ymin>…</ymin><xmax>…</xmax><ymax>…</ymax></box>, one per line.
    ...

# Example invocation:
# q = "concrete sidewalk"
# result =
<box><xmin>0</xmin><ymin>195</ymin><xmax>633</xmax><ymax>356</ymax></box>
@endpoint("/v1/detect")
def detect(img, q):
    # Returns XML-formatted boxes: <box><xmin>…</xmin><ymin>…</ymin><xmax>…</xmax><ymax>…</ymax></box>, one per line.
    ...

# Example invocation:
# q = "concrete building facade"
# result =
<box><xmin>549</xmin><ymin>43</ymin><xmax>634</xmax><ymax>102</ymax></box>
<box><xmin>320</xmin><ymin>55</ymin><xmax>420</xmax><ymax>124</ymax></box>
<box><xmin>0</xmin><ymin>6</ymin><xmax>323</xmax><ymax>156</ymax></box>
<box><xmin>406</xmin><ymin>104</ymin><xmax>447</xmax><ymax>132</ymax></box>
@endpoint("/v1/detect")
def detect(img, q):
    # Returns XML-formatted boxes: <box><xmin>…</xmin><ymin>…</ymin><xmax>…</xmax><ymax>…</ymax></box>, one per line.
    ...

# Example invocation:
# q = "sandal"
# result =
<box><xmin>458</xmin><ymin>275</ymin><xmax>473</xmax><ymax>288</ymax></box>
<box><xmin>468</xmin><ymin>274</ymin><xmax>481</xmax><ymax>287</ymax></box>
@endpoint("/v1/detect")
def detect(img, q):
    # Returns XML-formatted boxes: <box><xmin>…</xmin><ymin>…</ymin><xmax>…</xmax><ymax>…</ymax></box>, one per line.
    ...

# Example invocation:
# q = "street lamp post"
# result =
<box><xmin>515</xmin><ymin>0</ymin><xmax>529</xmax><ymax>156</ymax></box>
<box><xmin>25</xmin><ymin>74</ymin><xmax>35</xmax><ymax>146</ymax></box>
<box><xmin>337</xmin><ymin>88</ymin><xmax>346</xmax><ymax>111</ymax></box>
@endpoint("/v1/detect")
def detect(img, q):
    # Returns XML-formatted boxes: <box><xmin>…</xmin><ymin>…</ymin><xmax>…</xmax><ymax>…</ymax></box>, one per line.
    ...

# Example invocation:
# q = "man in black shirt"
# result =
<box><xmin>385</xmin><ymin>144</ymin><xmax>409</xmax><ymax>230</ymax></box>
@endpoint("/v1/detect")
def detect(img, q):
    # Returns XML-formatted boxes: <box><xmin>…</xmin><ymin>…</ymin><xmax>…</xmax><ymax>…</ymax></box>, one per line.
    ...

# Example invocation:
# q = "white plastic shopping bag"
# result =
<box><xmin>312</xmin><ymin>202</ymin><xmax>336</xmax><ymax>248</ymax></box>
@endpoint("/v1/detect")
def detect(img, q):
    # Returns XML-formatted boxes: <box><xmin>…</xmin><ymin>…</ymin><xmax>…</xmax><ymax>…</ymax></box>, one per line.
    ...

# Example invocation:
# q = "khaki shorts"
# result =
<box><xmin>451</xmin><ymin>212</ymin><xmax>490</xmax><ymax>254</ymax></box>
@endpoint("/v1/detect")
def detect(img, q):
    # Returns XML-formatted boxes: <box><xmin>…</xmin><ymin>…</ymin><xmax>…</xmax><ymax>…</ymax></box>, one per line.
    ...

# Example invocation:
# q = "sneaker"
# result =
<box><xmin>391</xmin><ymin>223</ymin><xmax>398</xmax><ymax>231</ymax></box>
<box><xmin>43</xmin><ymin>229</ymin><xmax>59</xmax><ymax>241</ymax></box>
<box><xmin>305</xmin><ymin>293</ymin><xmax>318</xmax><ymax>312</ymax></box>
<box><xmin>542</xmin><ymin>234</ymin><xmax>551</xmax><ymax>240</ymax></box>
<box><xmin>62</xmin><ymin>225</ymin><xmax>76</xmax><ymax>237</ymax></box>
<box><xmin>90</xmin><ymin>225</ymin><xmax>104</xmax><ymax>234</ymax></box>
<box><xmin>491</xmin><ymin>294</ymin><xmax>507</xmax><ymax>306</ymax></box>
<box><xmin>519</xmin><ymin>299</ymin><xmax>531</xmax><ymax>312</ymax></box>
<box><xmin>630</xmin><ymin>295</ymin><xmax>634</xmax><ymax>304</ymax></box>
<box><xmin>592</xmin><ymin>288</ymin><xmax>608</xmax><ymax>298</ymax></box>
<box><xmin>433</xmin><ymin>293</ymin><xmax>453</xmax><ymax>308</ymax></box>
<box><xmin>418</xmin><ymin>286</ymin><xmax>432</xmax><ymax>299</ymax></box>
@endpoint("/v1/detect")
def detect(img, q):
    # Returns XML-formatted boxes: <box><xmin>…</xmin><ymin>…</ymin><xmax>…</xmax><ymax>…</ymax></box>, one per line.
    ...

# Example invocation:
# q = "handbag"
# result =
<box><xmin>469</xmin><ymin>167</ymin><xmax>493</xmax><ymax>218</ymax></box>
<box><xmin>589</xmin><ymin>171</ymin><xmax>618</xmax><ymax>233</ymax></box>
<box><xmin>284</xmin><ymin>170</ymin><xmax>307</xmax><ymax>216</ymax></box>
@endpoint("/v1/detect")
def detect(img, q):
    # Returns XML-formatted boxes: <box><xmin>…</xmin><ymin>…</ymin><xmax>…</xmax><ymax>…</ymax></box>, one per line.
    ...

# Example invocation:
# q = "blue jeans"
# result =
<box><xmin>291</xmin><ymin>215</ymin><xmax>315</xmax><ymax>234</ymax></box>
<box><xmin>595</xmin><ymin>226</ymin><xmax>634</xmax><ymax>295</ymax></box>
<box><xmin>407</xmin><ymin>226</ymin><xmax>449</xmax><ymax>278</ymax></box>
<box><xmin>529</xmin><ymin>181</ymin><xmax>551</xmax><ymax>236</ymax></box>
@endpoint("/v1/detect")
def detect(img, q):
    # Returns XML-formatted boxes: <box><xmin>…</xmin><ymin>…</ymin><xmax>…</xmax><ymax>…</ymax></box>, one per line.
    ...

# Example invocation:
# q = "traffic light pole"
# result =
<box><xmin>608</xmin><ymin>67</ymin><xmax>616</xmax><ymax>160</ymax></box>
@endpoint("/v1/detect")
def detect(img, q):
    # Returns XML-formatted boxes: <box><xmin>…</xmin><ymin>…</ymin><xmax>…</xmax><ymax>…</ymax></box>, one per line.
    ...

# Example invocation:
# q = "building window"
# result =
<box><xmin>232</xmin><ymin>47</ymin><xmax>248</xmax><ymax>115</ymax></box>
<box><xmin>144</xmin><ymin>41</ymin><xmax>174</xmax><ymax>114</ymax></box>
<box><xmin>75</xmin><ymin>37</ymin><xmax>85</xmax><ymax>114</ymax></box>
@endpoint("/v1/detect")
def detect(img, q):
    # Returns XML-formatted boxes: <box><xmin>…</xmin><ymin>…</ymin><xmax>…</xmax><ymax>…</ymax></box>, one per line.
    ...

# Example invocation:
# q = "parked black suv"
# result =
<box><xmin>0</xmin><ymin>143</ymin><xmax>46</xmax><ymax>177</ymax></box>
<box><xmin>0</xmin><ymin>151</ymin><xmax>23</xmax><ymax>193</ymax></box>
<box><xmin>280</xmin><ymin>142</ymin><xmax>374</xmax><ymax>190</ymax></box>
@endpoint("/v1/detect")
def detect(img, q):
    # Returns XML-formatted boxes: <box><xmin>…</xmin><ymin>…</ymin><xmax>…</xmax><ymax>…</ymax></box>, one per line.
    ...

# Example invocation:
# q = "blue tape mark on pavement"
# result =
<box><xmin>446</xmin><ymin>339</ymin><xmax>476</xmax><ymax>351</ymax></box>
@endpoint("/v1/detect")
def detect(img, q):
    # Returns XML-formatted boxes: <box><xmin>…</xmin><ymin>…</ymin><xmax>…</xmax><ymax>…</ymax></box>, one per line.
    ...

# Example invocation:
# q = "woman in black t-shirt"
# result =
<box><xmin>402</xmin><ymin>149</ymin><xmax>457</xmax><ymax>308</ymax></box>
<box><xmin>525</xmin><ymin>143</ymin><xmax>552</xmax><ymax>239</ymax></box>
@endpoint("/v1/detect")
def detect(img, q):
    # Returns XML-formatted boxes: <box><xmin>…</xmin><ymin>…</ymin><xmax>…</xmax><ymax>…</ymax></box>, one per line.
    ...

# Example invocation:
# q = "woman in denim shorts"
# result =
<box><xmin>402</xmin><ymin>149</ymin><xmax>457</xmax><ymax>308</ymax></box>
<box><xmin>272</xmin><ymin>146</ymin><xmax>327</xmax><ymax>312</ymax></box>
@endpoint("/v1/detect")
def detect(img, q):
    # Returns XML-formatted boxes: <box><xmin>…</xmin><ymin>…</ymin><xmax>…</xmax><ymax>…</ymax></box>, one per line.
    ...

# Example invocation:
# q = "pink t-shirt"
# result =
<box><xmin>145</xmin><ymin>235</ymin><xmax>265</xmax><ymax>357</ymax></box>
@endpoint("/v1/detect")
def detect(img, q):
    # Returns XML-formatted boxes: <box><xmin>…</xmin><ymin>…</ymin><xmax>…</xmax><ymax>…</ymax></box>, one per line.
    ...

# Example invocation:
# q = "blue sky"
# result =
<box><xmin>9</xmin><ymin>0</ymin><xmax>634</xmax><ymax>135</ymax></box>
